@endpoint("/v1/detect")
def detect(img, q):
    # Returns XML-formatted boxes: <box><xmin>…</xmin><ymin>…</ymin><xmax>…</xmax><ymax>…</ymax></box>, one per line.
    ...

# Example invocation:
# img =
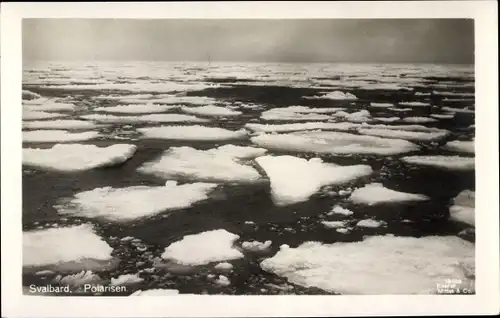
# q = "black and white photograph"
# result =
<box><xmin>1</xmin><ymin>2</ymin><xmax>499</xmax><ymax>317</ymax></box>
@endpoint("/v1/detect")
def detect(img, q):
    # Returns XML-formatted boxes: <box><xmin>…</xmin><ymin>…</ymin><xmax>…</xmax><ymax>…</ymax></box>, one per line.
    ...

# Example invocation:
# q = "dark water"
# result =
<box><xmin>22</xmin><ymin>64</ymin><xmax>475</xmax><ymax>295</ymax></box>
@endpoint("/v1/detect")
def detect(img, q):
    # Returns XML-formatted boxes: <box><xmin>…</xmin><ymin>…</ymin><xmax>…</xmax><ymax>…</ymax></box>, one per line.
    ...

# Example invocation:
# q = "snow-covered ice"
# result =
<box><xmin>256</xmin><ymin>155</ymin><xmax>372</xmax><ymax>205</ymax></box>
<box><xmin>23</xmin><ymin>224</ymin><xmax>114</xmax><ymax>272</ymax></box>
<box><xmin>81</xmin><ymin>114</ymin><xmax>208</xmax><ymax>123</ymax></box>
<box><xmin>401</xmin><ymin>156</ymin><xmax>475</xmax><ymax>171</ymax></box>
<box><xmin>357</xmin><ymin>127</ymin><xmax>448</xmax><ymax>141</ymax></box>
<box><xmin>399</xmin><ymin>101</ymin><xmax>430</xmax><ymax>107</ymax></box>
<box><xmin>241</xmin><ymin>240</ymin><xmax>273</xmax><ymax>252</ymax></box>
<box><xmin>23</xmin><ymin>144</ymin><xmax>137</xmax><ymax>171</ymax></box>
<box><xmin>322</xmin><ymin>221</ymin><xmax>347</xmax><ymax>228</ymax></box>
<box><xmin>449</xmin><ymin>190</ymin><xmax>475</xmax><ymax>226</ymax></box>
<box><xmin>306</xmin><ymin>91</ymin><xmax>358</xmax><ymax>100</ymax></box>
<box><xmin>402</xmin><ymin>117</ymin><xmax>438</xmax><ymax>124</ymax></box>
<box><xmin>431</xmin><ymin>113</ymin><xmax>455</xmax><ymax>120</ymax></box>
<box><xmin>215</xmin><ymin>275</ymin><xmax>231</xmax><ymax>286</ymax></box>
<box><xmin>349</xmin><ymin>183</ymin><xmax>429</xmax><ymax>205</ymax></box>
<box><xmin>261</xmin><ymin>108</ymin><xmax>331</xmax><ymax>121</ymax></box>
<box><xmin>370</xmin><ymin>102</ymin><xmax>393</xmax><ymax>108</ymax></box>
<box><xmin>23</xmin><ymin>130</ymin><xmax>100</xmax><ymax>143</ymax></box>
<box><xmin>330</xmin><ymin>205</ymin><xmax>354</xmax><ymax>216</ymax></box>
<box><xmin>55</xmin><ymin>182</ymin><xmax>218</xmax><ymax>222</ymax></box>
<box><xmin>138</xmin><ymin>146</ymin><xmax>265</xmax><ymax>183</ymax></box>
<box><xmin>260</xmin><ymin>235</ymin><xmax>474</xmax><ymax>294</ymax></box>
<box><xmin>23</xmin><ymin>111</ymin><xmax>69</xmax><ymax>120</ymax></box>
<box><xmin>161</xmin><ymin>229</ymin><xmax>244</xmax><ymax>265</ymax></box>
<box><xmin>138</xmin><ymin>125</ymin><xmax>247</xmax><ymax>141</ymax></box>
<box><xmin>442</xmin><ymin>107</ymin><xmax>475</xmax><ymax>114</ymax></box>
<box><xmin>356</xmin><ymin>219</ymin><xmax>385</xmax><ymax>228</ymax></box>
<box><xmin>245</xmin><ymin>122</ymin><xmax>359</xmax><ymax>133</ymax></box>
<box><xmin>111</xmin><ymin>274</ymin><xmax>144</xmax><ymax>286</ymax></box>
<box><xmin>214</xmin><ymin>262</ymin><xmax>234</xmax><ymax>271</ymax></box>
<box><xmin>94</xmin><ymin>104</ymin><xmax>178</xmax><ymax>114</ymax></box>
<box><xmin>251</xmin><ymin>131</ymin><xmax>419</xmax><ymax>155</ymax></box>
<box><xmin>23</xmin><ymin>119</ymin><xmax>101</xmax><ymax>130</ymax></box>
<box><xmin>443</xmin><ymin>140</ymin><xmax>475</xmax><ymax>154</ymax></box>
<box><xmin>181</xmin><ymin>105</ymin><xmax>242</xmax><ymax>117</ymax></box>
<box><xmin>53</xmin><ymin>270</ymin><xmax>105</xmax><ymax>287</ymax></box>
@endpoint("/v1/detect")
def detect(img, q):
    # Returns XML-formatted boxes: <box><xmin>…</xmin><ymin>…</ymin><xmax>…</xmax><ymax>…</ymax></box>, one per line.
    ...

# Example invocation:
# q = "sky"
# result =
<box><xmin>23</xmin><ymin>19</ymin><xmax>474</xmax><ymax>64</ymax></box>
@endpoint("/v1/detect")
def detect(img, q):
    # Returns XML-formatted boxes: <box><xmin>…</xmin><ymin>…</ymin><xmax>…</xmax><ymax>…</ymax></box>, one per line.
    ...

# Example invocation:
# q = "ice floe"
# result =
<box><xmin>181</xmin><ymin>105</ymin><xmax>242</xmax><ymax>117</ymax></box>
<box><xmin>53</xmin><ymin>270</ymin><xmax>105</xmax><ymax>287</ymax></box>
<box><xmin>443</xmin><ymin>140</ymin><xmax>474</xmax><ymax>154</ymax></box>
<box><xmin>344</xmin><ymin>110</ymin><xmax>372</xmax><ymax>123</ymax></box>
<box><xmin>138</xmin><ymin>125</ymin><xmax>247</xmax><ymax>141</ymax></box>
<box><xmin>214</xmin><ymin>262</ymin><xmax>234</xmax><ymax>271</ymax></box>
<box><xmin>94</xmin><ymin>104</ymin><xmax>177</xmax><ymax>114</ymax></box>
<box><xmin>138</xmin><ymin>146</ymin><xmax>265</xmax><ymax>183</ymax></box>
<box><xmin>23</xmin><ymin>144</ymin><xmax>137</xmax><ymax>171</ymax></box>
<box><xmin>322</xmin><ymin>221</ymin><xmax>347</xmax><ymax>228</ymax></box>
<box><xmin>260</xmin><ymin>235</ymin><xmax>474</xmax><ymax>294</ymax></box>
<box><xmin>215</xmin><ymin>275</ymin><xmax>231</xmax><ymax>286</ymax></box>
<box><xmin>24</xmin><ymin>102</ymin><xmax>75</xmax><ymax>112</ymax></box>
<box><xmin>399</xmin><ymin>101</ymin><xmax>430</xmax><ymax>107</ymax></box>
<box><xmin>23</xmin><ymin>130</ymin><xmax>100</xmax><ymax>143</ymax></box>
<box><xmin>111</xmin><ymin>274</ymin><xmax>144</xmax><ymax>286</ymax></box>
<box><xmin>256</xmin><ymin>155</ymin><xmax>372</xmax><ymax>205</ymax></box>
<box><xmin>430</xmin><ymin>113</ymin><xmax>455</xmax><ymax>119</ymax></box>
<box><xmin>374</xmin><ymin>117</ymin><xmax>400</xmax><ymax>123</ymax></box>
<box><xmin>402</xmin><ymin>117</ymin><xmax>438</xmax><ymax>124</ymax></box>
<box><xmin>23</xmin><ymin>119</ymin><xmax>101</xmax><ymax>130</ymax></box>
<box><xmin>23</xmin><ymin>224</ymin><xmax>114</xmax><ymax>272</ymax></box>
<box><xmin>242</xmin><ymin>240</ymin><xmax>273</xmax><ymax>252</ymax></box>
<box><xmin>23</xmin><ymin>90</ymin><xmax>41</xmax><ymax>100</ymax></box>
<box><xmin>81</xmin><ymin>113</ymin><xmax>208</xmax><ymax>123</ymax></box>
<box><xmin>388</xmin><ymin>107</ymin><xmax>412</xmax><ymax>112</ymax></box>
<box><xmin>161</xmin><ymin>229</ymin><xmax>244</xmax><ymax>265</ymax></box>
<box><xmin>441</xmin><ymin>107</ymin><xmax>475</xmax><ymax>114</ymax></box>
<box><xmin>401</xmin><ymin>156</ymin><xmax>475</xmax><ymax>171</ymax></box>
<box><xmin>449</xmin><ymin>190</ymin><xmax>475</xmax><ymax>226</ymax></box>
<box><xmin>261</xmin><ymin>108</ymin><xmax>331</xmax><ymax>121</ymax></box>
<box><xmin>330</xmin><ymin>205</ymin><xmax>354</xmax><ymax>216</ymax></box>
<box><xmin>349</xmin><ymin>183</ymin><xmax>429</xmax><ymax>205</ymax></box>
<box><xmin>244</xmin><ymin>122</ymin><xmax>359</xmax><ymax>133</ymax></box>
<box><xmin>306</xmin><ymin>91</ymin><xmax>358</xmax><ymax>100</ymax></box>
<box><xmin>356</xmin><ymin>219</ymin><xmax>385</xmax><ymax>228</ymax></box>
<box><xmin>130</xmin><ymin>289</ymin><xmax>180</xmax><ymax>296</ymax></box>
<box><xmin>55</xmin><ymin>182</ymin><xmax>218</xmax><ymax>222</ymax></box>
<box><xmin>251</xmin><ymin>131</ymin><xmax>419</xmax><ymax>155</ymax></box>
<box><xmin>23</xmin><ymin>111</ymin><xmax>69</xmax><ymax>120</ymax></box>
<box><xmin>357</xmin><ymin>127</ymin><xmax>448</xmax><ymax>141</ymax></box>
<box><xmin>370</xmin><ymin>102</ymin><xmax>393</xmax><ymax>108</ymax></box>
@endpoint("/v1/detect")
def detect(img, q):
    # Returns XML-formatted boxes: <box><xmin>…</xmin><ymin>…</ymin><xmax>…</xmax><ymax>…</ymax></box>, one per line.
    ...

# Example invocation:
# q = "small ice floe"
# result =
<box><xmin>23</xmin><ymin>130</ymin><xmax>101</xmax><ymax>143</ymax></box>
<box><xmin>356</xmin><ymin>127</ymin><xmax>448</xmax><ymax>141</ymax></box>
<box><xmin>336</xmin><ymin>228</ymin><xmax>350</xmax><ymax>234</ymax></box>
<box><xmin>255</xmin><ymin>155</ymin><xmax>372</xmax><ymax>206</ymax></box>
<box><xmin>260</xmin><ymin>235</ymin><xmax>474</xmax><ymax>294</ymax></box>
<box><xmin>23</xmin><ymin>224</ymin><xmax>115</xmax><ymax>272</ymax></box>
<box><xmin>138</xmin><ymin>125</ymin><xmax>247</xmax><ymax>141</ymax></box>
<box><xmin>23</xmin><ymin>144</ymin><xmax>137</xmax><ymax>172</ymax></box>
<box><xmin>111</xmin><ymin>274</ymin><xmax>144</xmax><ymax>286</ymax></box>
<box><xmin>244</xmin><ymin>221</ymin><xmax>255</xmax><ymax>225</ymax></box>
<box><xmin>241</xmin><ymin>240</ymin><xmax>272</xmax><ymax>252</ymax></box>
<box><xmin>214</xmin><ymin>275</ymin><xmax>231</xmax><ymax>286</ymax></box>
<box><xmin>244</xmin><ymin>122</ymin><xmax>359</xmax><ymax>133</ymax></box>
<box><xmin>373</xmin><ymin>117</ymin><xmax>400</xmax><ymax>123</ymax></box>
<box><xmin>181</xmin><ymin>105</ymin><xmax>242</xmax><ymax>117</ymax></box>
<box><xmin>414</xmin><ymin>92</ymin><xmax>431</xmax><ymax>96</ymax></box>
<box><xmin>82</xmin><ymin>113</ymin><xmax>208</xmax><ymax>124</ymax></box>
<box><xmin>370</xmin><ymin>102</ymin><xmax>393</xmax><ymax>108</ymax></box>
<box><xmin>23</xmin><ymin>119</ymin><xmax>101</xmax><ymax>130</ymax></box>
<box><xmin>35</xmin><ymin>270</ymin><xmax>55</xmax><ymax>276</ymax></box>
<box><xmin>399</xmin><ymin>101</ymin><xmax>430</xmax><ymax>107</ymax></box>
<box><xmin>449</xmin><ymin>190</ymin><xmax>475</xmax><ymax>226</ymax></box>
<box><xmin>94</xmin><ymin>104</ymin><xmax>177</xmax><ymax>114</ymax></box>
<box><xmin>130</xmin><ymin>289</ymin><xmax>180</xmax><ymax>296</ymax></box>
<box><xmin>402</xmin><ymin>117</ymin><xmax>438</xmax><ymax>124</ymax></box>
<box><xmin>356</xmin><ymin>219</ymin><xmax>385</xmax><ymax>228</ymax></box>
<box><xmin>441</xmin><ymin>106</ymin><xmax>475</xmax><ymax>114</ymax></box>
<box><xmin>430</xmin><ymin>113</ymin><xmax>455</xmax><ymax>120</ymax></box>
<box><xmin>330</xmin><ymin>205</ymin><xmax>354</xmax><ymax>216</ymax></box>
<box><xmin>23</xmin><ymin>111</ymin><xmax>68</xmax><ymax>120</ymax></box>
<box><xmin>388</xmin><ymin>107</ymin><xmax>412</xmax><ymax>112</ymax></box>
<box><xmin>443</xmin><ymin>140</ymin><xmax>474</xmax><ymax>154</ymax></box>
<box><xmin>214</xmin><ymin>262</ymin><xmax>234</xmax><ymax>271</ymax></box>
<box><xmin>251</xmin><ymin>131</ymin><xmax>419</xmax><ymax>156</ymax></box>
<box><xmin>401</xmin><ymin>155</ymin><xmax>474</xmax><ymax>171</ymax></box>
<box><xmin>24</xmin><ymin>101</ymin><xmax>75</xmax><ymax>112</ymax></box>
<box><xmin>55</xmin><ymin>182</ymin><xmax>218</xmax><ymax>222</ymax></box>
<box><xmin>137</xmin><ymin>145</ymin><xmax>265</xmax><ymax>183</ymax></box>
<box><xmin>344</xmin><ymin>110</ymin><xmax>372</xmax><ymax>123</ymax></box>
<box><xmin>120</xmin><ymin>236</ymin><xmax>135</xmax><ymax>242</ymax></box>
<box><xmin>161</xmin><ymin>229</ymin><xmax>244</xmax><ymax>265</ymax></box>
<box><xmin>261</xmin><ymin>109</ymin><xmax>331</xmax><ymax>121</ymax></box>
<box><xmin>305</xmin><ymin>91</ymin><xmax>358</xmax><ymax>100</ymax></box>
<box><xmin>53</xmin><ymin>270</ymin><xmax>104</xmax><ymax>287</ymax></box>
<box><xmin>349</xmin><ymin>183</ymin><xmax>429</xmax><ymax>205</ymax></box>
<box><xmin>322</xmin><ymin>221</ymin><xmax>347</xmax><ymax>228</ymax></box>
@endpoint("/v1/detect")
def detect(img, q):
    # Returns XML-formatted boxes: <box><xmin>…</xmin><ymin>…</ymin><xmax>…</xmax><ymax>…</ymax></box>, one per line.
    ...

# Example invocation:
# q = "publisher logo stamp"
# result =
<box><xmin>436</xmin><ymin>278</ymin><xmax>474</xmax><ymax>294</ymax></box>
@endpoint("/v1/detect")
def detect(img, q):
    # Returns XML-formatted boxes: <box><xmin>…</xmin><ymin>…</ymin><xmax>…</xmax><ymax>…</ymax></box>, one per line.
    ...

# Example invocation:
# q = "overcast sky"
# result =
<box><xmin>23</xmin><ymin>19</ymin><xmax>474</xmax><ymax>63</ymax></box>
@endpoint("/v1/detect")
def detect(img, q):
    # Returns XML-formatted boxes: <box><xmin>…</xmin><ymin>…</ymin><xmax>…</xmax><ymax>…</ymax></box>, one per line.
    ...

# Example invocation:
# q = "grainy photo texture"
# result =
<box><xmin>21</xmin><ymin>18</ymin><xmax>476</xmax><ymax>296</ymax></box>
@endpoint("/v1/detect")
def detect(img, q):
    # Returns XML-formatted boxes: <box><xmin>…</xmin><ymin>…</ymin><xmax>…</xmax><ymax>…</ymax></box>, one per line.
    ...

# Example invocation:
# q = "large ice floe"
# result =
<box><xmin>23</xmin><ymin>224</ymin><xmax>115</xmax><ymax>273</ymax></box>
<box><xmin>401</xmin><ymin>156</ymin><xmax>475</xmax><ymax>171</ymax></box>
<box><xmin>23</xmin><ymin>111</ymin><xmax>69</xmax><ymax>120</ymax></box>
<box><xmin>161</xmin><ymin>229</ymin><xmax>244</xmax><ymax>265</ymax></box>
<box><xmin>23</xmin><ymin>144</ymin><xmax>137</xmax><ymax>171</ymax></box>
<box><xmin>138</xmin><ymin>125</ymin><xmax>247</xmax><ymax>141</ymax></box>
<box><xmin>55</xmin><ymin>181</ymin><xmax>218</xmax><ymax>222</ymax></box>
<box><xmin>255</xmin><ymin>155</ymin><xmax>372</xmax><ymax>205</ymax></box>
<box><xmin>251</xmin><ymin>131</ymin><xmax>419</xmax><ymax>155</ymax></box>
<box><xmin>93</xmin><ymin>104</ymin><xmax>178</xmax><ymax>114</ymax></box>
<box><xmin>244</xmin><ymin>122</ymin><xmax>360</xmax><ymax>133</ymax></box>
<box><xmin>138</xmin><ymin>145</ymin><xmax>266</xmax><ymax>183</ymax></box>
<box><xmin>81</xmin><ymin>113</ymin><xmax>208</xmax><ymax>123</ymax></box>
<box><xmin>305</xmin><ymin>91</ymin><xmax>358</xmax><ymax>100</ymax></box>
<box><xmin>443</xmin><ymin>140</ymin><xmax>475</xmax><ymax>154</ymax></box>
<box><xmin>260</xmin><ymin>235</ymin><xmax>474</xmax><ymax>294</ymax></box>
<box><xmin>23</xmin><ymin>130</ymin><xmax>100</xmax><ymax>143</ymax></box>
<box><xmin>23</xmin><ymin>119</ymin><xmax>101</xmax><ymax>130</ymax></box>
<box><xmin>349</xmin><ymin>183</ymin><xmax>429</xmax><ymax>205</ymax></box>
<box><xmin>181</xmin><ymin>106</ymin><xmax>242</xmax><ymax>117</ymax></box>
<box><xmin>449</xmin><ymin>190</ymin><xmax>475</xmax><ymax>226</ymax></box>
<box><xmin>24</xmin><ymin>101</ymin><xmax>75</xmax><ymax>112</ymax></box>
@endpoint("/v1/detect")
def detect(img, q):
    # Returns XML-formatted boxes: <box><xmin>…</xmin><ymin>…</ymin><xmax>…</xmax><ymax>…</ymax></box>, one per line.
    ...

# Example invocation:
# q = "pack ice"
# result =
<box><xmin>161</xmin><ymin>229</ymin><xmax>244</xmax><ymax>265</ymax></box>
<box><xmin>260</xmin><ymin>235</ymin><xmax>474</xmax><ymax>294</ymax></box>
<box><xmin>23</xmin><ymin>224</ymin><xmax>115</xmax><ymax>273</ymax></box>
<box><xmin>349</xmin><ymin>183</ymin><xmax>429</xmax><ymax>205</ymax></box>
<box><xmin>138</xmin><ymin>145</ymin><xmax>266</xmax><ymax>183</ymax></box>
<box><xmin>251</xmin><ymin>131</ymin><xmax>419</xmax><ymax>155</ymax></box>
<box><xmin>55</xmin><ymin>181</ymin><xmax>218</xmax><ymax>222</ymax></box>
<box><xmin>23</xmin><ymin>144</ymin><xmax>137</xmax><ymax>171</ymax></box>
<box><xmin>256</xmin><ymin>155</ymin><xmax>372</xmax><ymax>206</ymax></box>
